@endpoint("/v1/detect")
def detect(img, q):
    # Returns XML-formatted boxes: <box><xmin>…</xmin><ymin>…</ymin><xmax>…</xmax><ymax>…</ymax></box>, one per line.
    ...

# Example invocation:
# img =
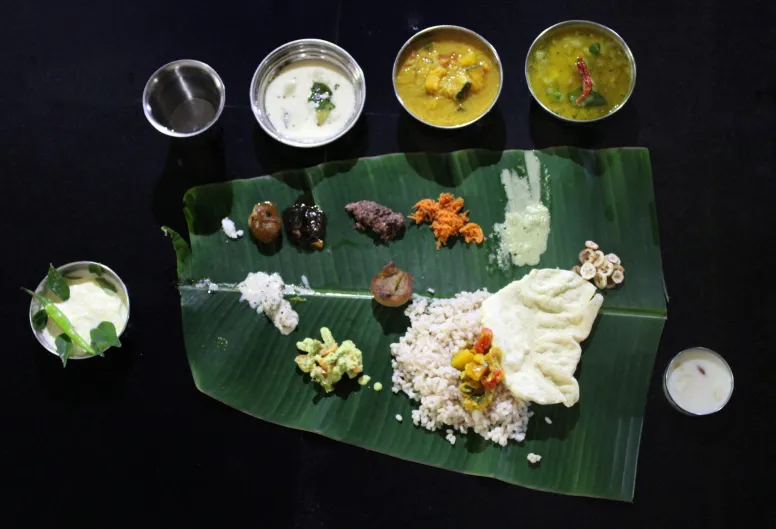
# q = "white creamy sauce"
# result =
<box><xmin>265</xmin><ymin>60</ymin><xmax>356</xmax><ymax>142</ymax></box>
<box><xmin>666</xmin><ymin>349</ymin><xmax>733</xmax><ymax>415</ymax></box>
<box><xmin>41</xmin><ymin>277</ymin><xmax>128</xmax><ymax>357</ymax></box>
<box><xmin>493</xmin><ymin>152</ymin><xmax>551</xmax><ymax>269</ymax></box>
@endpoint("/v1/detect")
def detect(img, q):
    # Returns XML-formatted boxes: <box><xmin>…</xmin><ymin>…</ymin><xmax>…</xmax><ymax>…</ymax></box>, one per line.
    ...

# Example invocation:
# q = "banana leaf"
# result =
<box><xmin>165</xmin><ymin>148</ymin><xmax>666</xmax><ymax>501</ymax></box>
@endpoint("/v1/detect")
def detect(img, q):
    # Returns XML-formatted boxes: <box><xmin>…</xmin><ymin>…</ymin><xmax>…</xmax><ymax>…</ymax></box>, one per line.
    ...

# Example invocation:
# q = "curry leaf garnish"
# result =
<box><xmin>309</xmin><ymin>82</ymin><xmax>336</xmax><ymax>126</ymax></box>
<box><xmin>88</xmin><ymin>264</ymin><xmax>105</xmax><ymax>276</ymax></box>
<box><xmin>32</xmin><ymin>309</ymin><xmax>48</xmax><ymax>331</ymax></box>
<box><xmin>95</xmin><ymin>277</ymin><xmax>117</xmax><ymax>294</ymax></box>
<box><xmin>55</xmin><ymin>334</ymin><xmax>73</xmax><ymax>364</ymax></box>
<box><xmin>455</xmin><ymin>82</ymin><xmax>472</xmax><ymax>101</ymax></box>
<box><xmin>568</xmin><ymin>88</ymin><xmax>607</xmax><ymax>107</ymax></box>
<box><xmin>90</xmin><ymin>321</ymin><xmax>121</xmax><ymax>355</ymax></box>
<box><xmin>47</xmin><ymin>265</ymin><xmax>70</xmax><ymax>301</ymax></box>
<box><xmin>589</xmin><ymin>43</ymin><xmax>601</xmax><ymax>55</ymax></box>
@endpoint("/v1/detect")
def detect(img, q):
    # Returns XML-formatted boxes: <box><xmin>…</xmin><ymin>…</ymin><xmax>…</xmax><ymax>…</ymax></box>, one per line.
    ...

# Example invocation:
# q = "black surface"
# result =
<box><xmin>2</xmin><ymin>0</ymin><xmax>774</xmax><ymax>527</ymax></box>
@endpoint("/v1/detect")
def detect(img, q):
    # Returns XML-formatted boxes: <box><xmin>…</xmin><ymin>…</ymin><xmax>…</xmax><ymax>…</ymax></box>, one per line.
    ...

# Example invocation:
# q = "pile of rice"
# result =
<box><xmin>390</xmin><ymin>291</ymin><xmax>530</xmax><ymax>446</ymax></box>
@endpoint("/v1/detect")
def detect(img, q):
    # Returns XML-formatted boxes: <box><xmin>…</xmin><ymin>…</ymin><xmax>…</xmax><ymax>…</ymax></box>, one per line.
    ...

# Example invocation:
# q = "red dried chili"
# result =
<box><xmin>575</xmin><ymin>57</ymin><xmax>593</xmax><ymax>105</ymax></box>
<box><xmin>474</xmin><ymin>328</ymin><xmax>493</xmax><ymax>354</ymax></box>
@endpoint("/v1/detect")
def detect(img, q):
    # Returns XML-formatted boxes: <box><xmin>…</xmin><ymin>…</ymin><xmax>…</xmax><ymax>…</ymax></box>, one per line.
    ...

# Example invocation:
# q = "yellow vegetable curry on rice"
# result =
<box><xmin>395</xmin><ymin>31</ymin><xmax>501</xmax><ymax>127</ymax></box>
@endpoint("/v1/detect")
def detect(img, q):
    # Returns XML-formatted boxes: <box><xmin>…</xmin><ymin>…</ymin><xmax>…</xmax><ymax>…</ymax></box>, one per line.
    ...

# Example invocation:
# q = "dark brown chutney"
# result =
<box><xmin>282</xmin><ymin>203</ymin><xmax>327</xmax><ymax>250</ymax></box>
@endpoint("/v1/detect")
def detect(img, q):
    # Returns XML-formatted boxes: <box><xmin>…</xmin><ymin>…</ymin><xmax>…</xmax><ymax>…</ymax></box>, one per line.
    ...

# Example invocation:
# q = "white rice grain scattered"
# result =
<box><xmin>390</xmin><ymin>291</ymin><xmax>530</xmax><ymax>446</ymax></box>
<box><xmin>301</xmin><ymin>275</ymin><xmax>311</xmax><ymax>290</ymax></box>
<box><xmin>237</xmin><ymin>272</ymin><xmax>299</xmax><ymax>335</ymax></box>
<box><xmin>545</xmin><ymin>417</ymin><xmax>552</xmax><ymax>425</ymax></box>
<box><xmin>427</xmin><ymin>288</ymin><xmax>435</xmax><ymax>295</ymax></box>
<box><xmin>395</xmin><ymin>414</ymin><xmax>403</xmax><ymax>422</ymax></box>
<box><xmin>194</xmin><ymin>279</ymin><xmax>219</xmax><ymax>294</ymax></box>
<box><xmin>221</xmin><ymin>217</ymin><xmax>244</xmax><ymax>239</ymax></box>
<box><xmin>284</xmin><ymin>283</ymin><xmax>314</xmax><ymax>296</ymax></box>
<box><xmin>527</xmin><ymin>453</ymin><xmax>542</xmax><ymax>464</ymax></box>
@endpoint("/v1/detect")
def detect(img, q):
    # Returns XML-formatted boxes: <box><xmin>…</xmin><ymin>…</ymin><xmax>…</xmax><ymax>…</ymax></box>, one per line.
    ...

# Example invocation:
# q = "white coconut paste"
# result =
<box><xmin>493</xmin><ymin>152</ymin><xmax>551</xmax><ymax>269</ymax></box>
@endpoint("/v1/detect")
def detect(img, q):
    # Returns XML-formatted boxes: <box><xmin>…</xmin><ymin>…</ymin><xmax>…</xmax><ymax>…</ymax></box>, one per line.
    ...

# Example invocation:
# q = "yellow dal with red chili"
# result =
<box><xmin>527</xmin><ymin>27</ymin><xmax>633</xmax><ymax>120</ymax></box>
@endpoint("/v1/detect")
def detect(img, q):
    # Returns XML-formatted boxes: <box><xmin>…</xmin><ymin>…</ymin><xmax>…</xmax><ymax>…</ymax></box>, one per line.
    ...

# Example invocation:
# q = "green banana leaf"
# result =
<box><xmin>165</xmin><ymin>148</ymin><xmax>666</xmax><ymax>501</ymax></box>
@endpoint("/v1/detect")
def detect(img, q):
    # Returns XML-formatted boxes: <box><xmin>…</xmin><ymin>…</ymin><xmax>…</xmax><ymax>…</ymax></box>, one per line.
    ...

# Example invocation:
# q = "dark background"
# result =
<box><xmin>2</xmin><ymin>0</ymin><xmax>773</xmax><ymax>527</ymax></box>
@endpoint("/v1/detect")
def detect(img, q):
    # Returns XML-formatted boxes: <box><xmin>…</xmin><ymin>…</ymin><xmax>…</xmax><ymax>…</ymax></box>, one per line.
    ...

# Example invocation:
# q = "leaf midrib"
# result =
<box><xmin>177</xmin><ymin>284</ymin><xmax>667</xmax><ymax>318</ymax></box>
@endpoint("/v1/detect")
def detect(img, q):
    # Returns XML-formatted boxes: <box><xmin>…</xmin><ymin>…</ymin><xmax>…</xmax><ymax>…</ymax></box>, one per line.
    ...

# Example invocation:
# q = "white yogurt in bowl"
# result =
<box><xmin>265</xmin><ymin>60</ymin><xmax>356</xmax><ymax>143</ymax></box>
<box><xmin>28</xmin><ymin>261</ymin><xmax>130</xmax><ymax>361</ymax></box>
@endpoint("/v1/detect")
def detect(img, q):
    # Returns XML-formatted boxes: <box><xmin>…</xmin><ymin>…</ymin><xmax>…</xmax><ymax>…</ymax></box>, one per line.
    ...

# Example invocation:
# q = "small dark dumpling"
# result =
<box><xmin>248</xmin><ymin>202</ymin><xmax>282</xmax><ymax>243</ymax></box>
<box><xmin>282</xmin><ymin>203</ymin><xmax>327</xmax><ymax>250</ymax></box>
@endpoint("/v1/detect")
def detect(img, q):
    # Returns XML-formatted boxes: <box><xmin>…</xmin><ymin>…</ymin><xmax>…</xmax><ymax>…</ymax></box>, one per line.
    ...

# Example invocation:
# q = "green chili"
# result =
<box><xmin>23</xmin><ymin>289</ymin><xmax>96</xmax><ymax>356</ymax></box>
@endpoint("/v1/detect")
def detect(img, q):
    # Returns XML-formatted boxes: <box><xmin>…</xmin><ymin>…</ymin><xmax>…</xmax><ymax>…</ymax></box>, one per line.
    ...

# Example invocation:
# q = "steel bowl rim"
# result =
<box><xmin>142</xmin><ymin>59</ymin><xmax>226</xmax><ymax>138</ymax></box>
<box><xmin>662</xmin><ymin>346</ymin><xmax>734</xmax><ymax>416</ymax></box>
<box><xmin>28</xmin><ymin>261</ymin><xmax>131</xmax><ymax>360</ymax></box>
<box><xmin>524</xmin><ymin>20</ymin><xmax>637</xmax><ymax>124</ymax></box>
<box><xmin>391</xmin><ymin>25</ymin><xmax>504</xmax><ymax>130</ymax></box>
<box><xmin>249</xmin><ymin>38</ymin><xmax>367</xmax><ymax>149</ymax></box>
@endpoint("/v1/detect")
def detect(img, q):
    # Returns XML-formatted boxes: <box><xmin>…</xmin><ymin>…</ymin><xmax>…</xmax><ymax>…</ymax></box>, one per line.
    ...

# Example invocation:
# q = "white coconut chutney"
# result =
<box><xmin>493</xmin><ymin>152</ymin><xmax>551</xmax><ymax>269</ymax></box>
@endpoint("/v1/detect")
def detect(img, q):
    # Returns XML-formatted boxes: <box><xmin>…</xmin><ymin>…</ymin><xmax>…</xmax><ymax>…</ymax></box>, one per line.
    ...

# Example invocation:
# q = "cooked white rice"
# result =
<box><xmin>221</xmin><ymin>217</ymin><xmax>244</xmax><ymax>239</ymax></box>
<box><xmin>390</xmin><ymin>290</ymin><xmax>530</xmax><ymax>446</ymax></box>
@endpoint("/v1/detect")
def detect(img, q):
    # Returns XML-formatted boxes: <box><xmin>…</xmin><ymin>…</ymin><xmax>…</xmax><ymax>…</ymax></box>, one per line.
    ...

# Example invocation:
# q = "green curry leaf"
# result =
<box><xmin>589</xmin><ymin>43</ymin><xmax>601</xmax><ymax>55</ymax></box>
<box><xmin>309</xmin><ymin>82</ymin><xmax>336</xmax><ymax>126</ymax></box>
<box><xmin>47</xmin><ymin>265</ymin><xmax>70</xmax><ymax>301</ymax></box>
<box><xmin>455</xmin><ymin>82</ymin><xmax>472</xmax><ymax>101</ymax></box>
<box><xmin>308</xmin><ymin>82</ymin><xmax>334</xmax><ymax>108</ymax></box>
<box><xmin>32</xmin><ymin>309</ymin><xmax>48</xmax><ymax>331</ymax></box>
<box><xmin>90</xmin><ymin>321</ymin><xmax>121</xmax><ymax>355</ymax></box>
<box><xmin>88</xmin><ymin>264</ymin><xmax>105</xmax><ymax>276</ymax></box>
<box><xmin>568</xmin><ymin>88</ymin><xmax>607</xmax><ymax>107</ymax></box>
<box><xmin>95</xmin><ymin>277</ymin><xmax>117</xmax><ymax>294</ymax></box>
<box><xmin>55</xmin><ymin>334</ymin><xmax>72</xmax><ymax>365</ymax></box>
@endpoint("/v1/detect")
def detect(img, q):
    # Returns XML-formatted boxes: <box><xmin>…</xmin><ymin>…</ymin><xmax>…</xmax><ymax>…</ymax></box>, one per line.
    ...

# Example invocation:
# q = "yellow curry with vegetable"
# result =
<box><xmin>527</xmin><ymin>27</ymin><xmax>633</xmax><ymax>120</ymax></box>
<box><xmin>450</xmin><ymin>328</ymin><xmax>505</xmax><ymax>411</ymax></box>
<box><xmin>395</xmin><ymin>32</ymin><xmax>500</xmax><ymax>127</ymax></box>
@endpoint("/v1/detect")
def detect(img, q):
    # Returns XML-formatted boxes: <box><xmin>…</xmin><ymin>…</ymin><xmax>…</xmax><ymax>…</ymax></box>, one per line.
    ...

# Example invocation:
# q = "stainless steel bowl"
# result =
<box><xmin>28</xmin><ymin>262</ymin><xmax>130</xmax><ymax>360</ymax></box>
<box><xmin>143</xmin><ymin>59</ymin><xmax>226</xmax><ymax>137</ymax></box>
<box><xmin>663</xmin><ymin>347</ymin><xmax>734</xmax><ymax>416</ymax></box>
<box><xmin>392</xmin><ymin>25</ymin><xmax>503</xmax><ymax>129</ymax></box>
<box><xmin>250</xmin><ymin>39</ymin><xmax>366</xmax><ymax>148</ymax></box>
<box><xmin>525</xmin><ymin>20</ymin><xmax>636</xmax><ymax>123</ymax></box>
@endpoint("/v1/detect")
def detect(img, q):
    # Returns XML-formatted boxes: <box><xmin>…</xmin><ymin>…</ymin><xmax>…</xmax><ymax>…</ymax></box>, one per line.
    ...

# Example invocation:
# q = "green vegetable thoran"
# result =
<box><xmin>295</xmin><ymin>327</ymin><xmax>363</xmax><ymax>392</ymax></box>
